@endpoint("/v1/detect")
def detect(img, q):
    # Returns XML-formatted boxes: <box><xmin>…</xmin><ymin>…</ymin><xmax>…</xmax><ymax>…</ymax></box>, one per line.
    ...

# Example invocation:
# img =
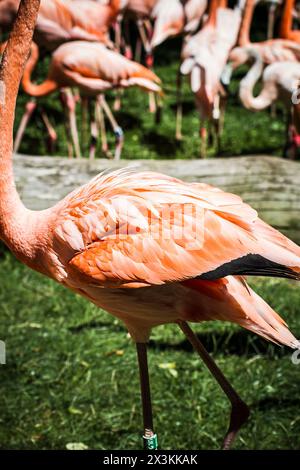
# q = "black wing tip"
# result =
<box><xmin>199</xmin><ymin>254</ymin><xmax>300</xmax><ymax>281</ymax></box>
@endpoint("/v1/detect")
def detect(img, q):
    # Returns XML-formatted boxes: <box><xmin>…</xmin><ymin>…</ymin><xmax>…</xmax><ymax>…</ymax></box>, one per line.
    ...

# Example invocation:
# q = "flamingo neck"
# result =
<box><xmin>239</xmin><ymin>50</ymin><xmax>273</xmax><ymax>110</ymax></box>
<box><xmin>22</xmin><ymin>42</ymin><xmax>58</xmax><ymax>97</ymax></box>
<box><xmin>280</xmin><ymin>0</ymin><xmax>294</xmax><ymax>38</ymax></box>
<box><xmin>238</xmin><ymin>0</ymin><xmax>255</xmax><ymax>46</ymax></box>
<box><xmin>0</xmin><ymin>0</ymin><xmax>48</xmax><ymax>266</ymax></box>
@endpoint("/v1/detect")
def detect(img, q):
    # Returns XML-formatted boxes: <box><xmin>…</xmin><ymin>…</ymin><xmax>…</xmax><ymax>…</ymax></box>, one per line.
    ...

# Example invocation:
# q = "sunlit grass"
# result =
<box><xmin>0</xmin><ymin>251</ymin><xmax>300</xmax><ymax>450</ymax></box>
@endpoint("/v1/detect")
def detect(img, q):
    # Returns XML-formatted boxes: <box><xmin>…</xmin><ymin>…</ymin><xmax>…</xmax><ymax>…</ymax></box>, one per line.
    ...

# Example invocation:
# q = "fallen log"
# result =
<box><xmin>14</xmin><ymin>154</ymin><xmax>300</xmax><ymax>243</ymax></box>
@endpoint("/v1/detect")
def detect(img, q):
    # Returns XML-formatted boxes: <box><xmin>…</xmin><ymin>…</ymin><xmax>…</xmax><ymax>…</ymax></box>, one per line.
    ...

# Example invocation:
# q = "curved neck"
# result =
<box><xmin>238</xmin><ymin>0</ymin><xmax>255</xmax><ymax>45</ymax></box>
<box><xmin>0</xmin><ymin>0</ymin><xmax>43</xmax><ymax>263</ymax></box>
<box><xmin>22</xmin><ymin>42</ymin><xmax>58</xmax><ymax>97</ymax></box>
<box><xmin>280</xmin><ymin>0</ymin><xmax>294</xmax><ymax>38</ymax></box>
<box><xmin>239</xmin><ymin>50</ymin><xmax>273</xmax><ymax>110</ymax></box>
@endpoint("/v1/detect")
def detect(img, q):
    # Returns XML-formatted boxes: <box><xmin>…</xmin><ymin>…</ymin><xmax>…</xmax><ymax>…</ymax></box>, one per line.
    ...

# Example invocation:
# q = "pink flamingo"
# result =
<box><xmin>227</xmin><ymin>0</ymin><xmax>300</xmax><ymax>74</ymax></box>
<box><xmin>12</xmin><ymin>0</ymin><xmax>122</xmax><ymax>155</ymax></box>
<box><xmin>2</xmin><ymin>0</ymin><xmax>300</xmax><ymax>450</ymax></box>
<box><xmin>150</xmin><ymin>0</ymin><xmax>207</xmax><ymax>50</ymax></box>
<box><xmin>0</xmin><ymin>0</ymin><xmax>121</xmax><ymax>49</ymax></box>
<box><xmin>21</xmin><ymin>39</ymin><xmax>161</xmax><ymax>159</ymax></box>
<box><xmin>120</xmin><ymin>0</ymin><xmax>207</xmax><ymax>66</ymax></box>
<box><xmin>178</xmin><ymin>0</ymin><xmax>241</xmax><ymax>156</ymax></box>
<box><xmin>238</xmin><ymin>47</ymin><xmax>300</xmax><ymax>158</ymax></box>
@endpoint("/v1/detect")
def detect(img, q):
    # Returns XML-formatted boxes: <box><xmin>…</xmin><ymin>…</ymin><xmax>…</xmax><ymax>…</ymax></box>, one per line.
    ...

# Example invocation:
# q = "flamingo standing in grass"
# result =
<box><xmin>178</xmin><ymin>0</ymin><xmax>241</xmax><ymax>156</ymax></box>
<box><xmin>2</xmin><ymin>0</ymin><xmax>300</xmax><ymax>451</ymax></box>
<box><xmin>120</xmin><ymin>0</ymin><xmax>207</xmax><ymax>65</ymax></box>
<box><xmin>13</xmin><ymin>0</ymin><xmax>122</xmax><ymax>155</ymax></box>
<box><xmin>238</xmin><ymin>47</ymin><xmax>300</xmax><ymax>158</ymax></box>
<box><xmin>21</xmin><ymin>40</ymin><xmax>161</xmax><ymax>159</ymax></box>
<box><xmin>0</xmin><ymin>0</ymin><xmax>121</xmax><ymax>47</ymax></box>
<box><xmin>228</xmin><ymin>0</ymin><xmax>300</xmax><ymax>74</ymax></box>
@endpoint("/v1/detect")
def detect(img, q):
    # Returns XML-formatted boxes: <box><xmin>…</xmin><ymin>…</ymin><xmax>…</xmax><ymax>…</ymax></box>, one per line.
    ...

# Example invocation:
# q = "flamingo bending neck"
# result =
<box><xmin>22</xmin><ymin>42</ymin><xmax>58</xmax><ymax>97</ymax></box>
<box><xmin>239</xmin><ymin>48</ymin><xmax>274</xmax><ymax>110</ymax></box>
<box><xmin>0</xmin><ymin>0</ymin><xmax>49</xmax><ymax>269</ymax></box>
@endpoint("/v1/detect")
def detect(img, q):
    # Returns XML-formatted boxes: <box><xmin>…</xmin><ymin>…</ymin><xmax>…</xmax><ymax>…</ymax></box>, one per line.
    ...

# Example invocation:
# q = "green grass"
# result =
<box><xmin>14</xmin><ymin>39</ymin><xmax>288</xmax><ymax>159</ymax></box>
<box><xmin>1</xmin><ymin>250</ymin><xmax>300</xmax><ymax>450</ymax></box>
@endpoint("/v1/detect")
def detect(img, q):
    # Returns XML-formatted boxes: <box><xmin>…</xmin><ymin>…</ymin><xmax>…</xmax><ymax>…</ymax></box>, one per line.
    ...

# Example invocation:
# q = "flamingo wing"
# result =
<box><xmin>53</xmin><ymin>169</ymin><xmax>300</xmax><ymax>288</ymax></box>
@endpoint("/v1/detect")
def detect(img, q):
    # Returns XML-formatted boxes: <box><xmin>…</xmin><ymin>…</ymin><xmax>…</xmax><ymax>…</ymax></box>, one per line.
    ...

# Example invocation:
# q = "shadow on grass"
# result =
<box><xmin>169</xmin><ymin>100</ymin><xmax>196</xmax><ymax>114</ymax></box>
<box><xmin>253</xmin><ymin>396</ymin><xmax>300</xmax><ymax>411</ymax></box>
<box><xmin>142</xmin><ymin>131</ymin><xmax>184</xmax><ymax>157</ymax></box>
<box><xmin>69</xmin><ymin>318</ymin><xmax>291</xmax><ymax>358</ymax></box>
<box><xmin>149</xmin><ymin>330</ymin><xmax>289</xmax><ymax>358</ymax></box>
<box><xmin>116</xmin><ymin>111</ymin><xmax>143</xmax><ymax>130</ymax></box>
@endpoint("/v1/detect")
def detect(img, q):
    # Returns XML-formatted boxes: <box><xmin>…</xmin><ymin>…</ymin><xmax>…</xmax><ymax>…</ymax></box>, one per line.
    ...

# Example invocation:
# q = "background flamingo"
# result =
<box><xmin>228</xmin><ymin>0</ymin><xmax>300</xmax><ymax>72</ymax></box>
<box><xmin>2</xmin><ymin>0</ymin><xmax>300</xmax><ymax>450</ymax></box>
<box><xmin>178</xmin><ymin>0</ymin><xmax>241</xmax><ymax>156</ymax></box>
<box><xmin>239</xmin><ymin>47</ymin><xmax>300</xmax><ymax>158</ymax></box>
<box><xmin>21</xmin><ymin>39</ymin><xmax>161</xmax><ymax>159</ymax></box>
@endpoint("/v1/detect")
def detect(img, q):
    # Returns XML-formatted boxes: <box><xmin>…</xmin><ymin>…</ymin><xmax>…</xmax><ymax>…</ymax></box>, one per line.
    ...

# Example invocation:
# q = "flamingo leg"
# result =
<box><xmin>134</xmin><ymin>36</ymin><xmax>142</xmax><ymax>62</ymax></box>
<box><xmin>95</xmin><ymin>97</ymin><xmax>112</xmax><ymax>158</ymax></box>
<box><xmin>14</xmin><ymin>99</ymin><xmax>37</xmax><ymax>153</ymax></box>
<box><xmin>200</xmin><ymin>122</ymin><xmax>207</xmax><ymax>158</ymax></box>
<box><xmin>59</xmin><ymin>90</ymin><xmax>73</xmax><ymax>158</ymax></box>
<box><xmin>113</xmin><ymin>15</ymin><xmax>124</xmax><ymax>111</ymax></box>
<box><xmin>113</xmin><ymin>88</ymin><xmax>123</xmax><ymax>112</ymax></box>
<box><xmin>114</xmin><ymin>14</ymin><xmax>122</xmax><ymax>52</ymax></box>
<box><xmin>267</xmin><ymin>2</ymin><xmax>277</xmax><ymax>40</ymax></box>
<box><xmin>137</xmin><ymin>19</ymin><xmax>152</xmax><ymax>66</ymax></box>
<box><xmin>136</xmin><ymin>343</ymin><xmax>158</xmax><ymax>450</ymax></box>
<box><xmin>88</xmin><ymin>99</ymin><xmax>97</xmax><ymax>160</ymax></box>
<box><xmin>137</xmin><ymin>19</ymin><xmax>155</xmax><ymax>114</ymax></box>
<box><xmin>66</xmin><ymin>89</ymin><xmax>81</xmax><ymax>159</ymax></box>
<box><xmin>100</xmin><ymin>95</ymin><xmax>124</xmax><ymax>160</ymax></box>
<box><xmin>178</xmin><ymin>321</ymin><xmax>250</xmax><ymax>450</ymax></box>
<box><xmin>124</xmin><ymin>17</ymin><xmax>133</xmax><ymax>60</ymax></box>
<box><xmin>176</xmin><ymin>68</ymin><xmax>183</xmax><ymax>140</ymax></box>
<box><xmin>40</xmin><ymin>109</ymin><xmax>57</xmax><ymax>154</ymax></box>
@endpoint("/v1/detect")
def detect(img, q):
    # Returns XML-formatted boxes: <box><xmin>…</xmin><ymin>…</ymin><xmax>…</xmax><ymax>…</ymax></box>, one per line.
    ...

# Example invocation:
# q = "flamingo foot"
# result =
<box><xmin>222</xmin><ymin>400</ymin><xmax>250</xmax><ymax>450</ymax></box>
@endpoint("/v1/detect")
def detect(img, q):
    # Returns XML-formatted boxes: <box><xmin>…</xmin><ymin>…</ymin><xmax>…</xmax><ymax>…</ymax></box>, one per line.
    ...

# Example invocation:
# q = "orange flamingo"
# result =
<box><xmin>228</xmin><ymin>0</ymin><xmax>300</xmax><ymax>74</ymax></box>
<box><xmin>3</xmin><ymin>0</ymin><xmax>300</xmax><ymax>450</ymax></box>
<box><xmin>12</xmin><ymin>0</ymin><xmax>122</xmax><ymax>155</ymax></box>
<box><xmin>280</xmin><ymin>0</ymin><xmax>300</xmax><ymax>42</ymax></box>
<box><xmin>21</xmin><ymin>40</ymin><xmax>161</xmax><ymax>159</ymax></box>
<box><xmin>238</xmin><ymin>47</ymin><xmax>300</xmax><ymax>158</ymax></box>
<box><xmin>178</xmin><ymin>0</ymin><xmax>241</xmax><ymax>156</ymax></box>
<box><xmin>120</xmin><ymin>0</ymin><xmax>207</xmax><ymax>66</ymax></box>
<box><xmin>0</xmin><ymin>0</ymin><xmax>121</xmax><ymax>48</ymax></box>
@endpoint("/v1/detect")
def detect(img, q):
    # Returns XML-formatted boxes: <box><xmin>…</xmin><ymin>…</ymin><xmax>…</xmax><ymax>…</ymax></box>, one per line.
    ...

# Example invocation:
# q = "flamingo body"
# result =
<box><xmin>22</xmin><ymin>40</ymin><xmax>161</xmax><ymax>96</ymax></box>
<box><xmin>20</xmin><ymin>168</ymin><xmax>298</xmax><ymax>346</ymax></box>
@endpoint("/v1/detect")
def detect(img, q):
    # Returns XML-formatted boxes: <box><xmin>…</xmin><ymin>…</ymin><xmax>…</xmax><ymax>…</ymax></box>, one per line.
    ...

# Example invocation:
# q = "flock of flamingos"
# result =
<box><xmin>1</xmin><ymin>0</ymin><xmax>300</xmax><ymax>158</ymax></box>
<box><xmin>1</xmin><ymin>0</ymin><xmax>300</xmax><ymax>451</ymax></box>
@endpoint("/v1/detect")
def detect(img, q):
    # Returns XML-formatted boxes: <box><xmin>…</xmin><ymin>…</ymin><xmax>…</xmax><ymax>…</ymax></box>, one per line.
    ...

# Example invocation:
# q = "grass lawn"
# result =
<box><xmin>1</xmin><ymin>250</ymin><xmax>300</xmax><ymax>450</ymax></box>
